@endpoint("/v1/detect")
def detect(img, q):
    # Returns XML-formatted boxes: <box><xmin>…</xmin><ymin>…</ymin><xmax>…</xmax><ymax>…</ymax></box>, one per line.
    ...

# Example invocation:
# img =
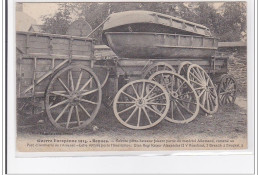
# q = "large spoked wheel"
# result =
<box><xmin>143</xmin><ymin>62</ymin><xmax>175</xmax><ymax>79</ymax></box>
<box><xmin>178</xmin><ymin>61</ymin><xmax>192</xmax><ymax>79</ymax></box>
<box><xmin>149</xmin><ymin>71</ymin><xmax>200</xmax><ymax>123</ymax></box>
<box><xmin>45</xmin><ymin>65</ymin><xmax>102</xmax><ymax>130</ymax></box>
<box><xmin>113</xmin><ymin>79</ymin><xmax>170</xmax><ymax>129</ymax></box>
<box><xmin>217</xmin><ymin>74</ymin><xmax>237</xmax><ymax>105</ymax></box>
<box><xmin>187</xmin><ymin>64</ymin><xmax>218</xmax><ymax>114</ymax></box>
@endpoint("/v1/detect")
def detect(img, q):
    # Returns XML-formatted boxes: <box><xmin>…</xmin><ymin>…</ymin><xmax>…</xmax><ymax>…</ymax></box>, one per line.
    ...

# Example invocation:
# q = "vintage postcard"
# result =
<box><xmin>16</xmin><ymin>1</ymin><xmax>247</xmax><ymax>153</ymax></box>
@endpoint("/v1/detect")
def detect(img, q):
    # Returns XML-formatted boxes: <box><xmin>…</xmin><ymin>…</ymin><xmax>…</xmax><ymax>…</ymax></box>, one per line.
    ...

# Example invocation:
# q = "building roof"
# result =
<box><xmin>29</xmin><ymin>24</ymin><xmax>44</xmax><ymax>32</ymax></box>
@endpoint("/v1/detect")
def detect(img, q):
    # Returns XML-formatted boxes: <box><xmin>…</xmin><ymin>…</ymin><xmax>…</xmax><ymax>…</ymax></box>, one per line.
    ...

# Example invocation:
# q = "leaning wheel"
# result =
<box><xmin>113</xmin><ymin>79</ymin><xmax>170</xmax><ymax>129</ymax></box>
<box><xmin>143</xmin><ymin>62</ymin><xmax>175</xmax><ymax>79</ymax></box>
<box><xmin>178</xmin><ymin>61</ymin><xmax>192</xmax><ymax>79</ymax></box>
<box><xmin>45</xmin><ymin>65</ymin><xmax>102</xmax><ymax>130</ymax></box>
<box><xmin>217</xmin><ymin>74</ymin><xmax>237</xmax><ymax>105</ymax></box>
<box><xmin>149</xmin><ymin>71</ymin><xmax>200</xmax><ymax>123</ymax></box>
<box><xmin>187</xmin><ymin>64</ymin><xmax>218</xmax><ymax>114</ymax></box>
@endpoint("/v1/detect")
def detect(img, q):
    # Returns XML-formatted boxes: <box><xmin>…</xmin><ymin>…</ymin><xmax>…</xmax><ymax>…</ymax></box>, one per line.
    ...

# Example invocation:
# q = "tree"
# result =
<box><xmin>40</xmin><ymin>2</ymin><xmax>247</xmax><ymax>42</ymax></box>
<box><xmin>41</xmin><ymin>4</ymin><xmax>72</xmax><ymax>34</ymax></box>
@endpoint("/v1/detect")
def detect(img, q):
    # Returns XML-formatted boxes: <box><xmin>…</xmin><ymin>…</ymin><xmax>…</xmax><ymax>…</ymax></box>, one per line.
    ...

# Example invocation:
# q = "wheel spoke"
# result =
<box><xmin>175</xmin><ymin>101</ymin><xmax>186</xmax><ymax>120</ymax></box>
<box><xmin>202</xmin><ymin>91</ymin><xmax>207</xmax><ymax>106</ymax></box>
<box><xmin>75</xmin><ymin>105</ymin><xmax>81</xmax><ymax>126</ymax></box>
<box><xmin>195</xmin><ymin>67</ymin><xmax>205</xmax><ymax>81</ymax></box>
<box><xmin>206</xmin><ymin>92</ymin><xmax>210</xmax><ymax>110</ymax></box>
<box><xmin>170</xmin><ymin>101</ymin><xmax>174</xmax><ymax>119</ymax></box>
<box><xmin>79</xmin><ymin>98</ymin><xmax>98</xmax><ymax>105</ymax></box>
<box><xmin>190</xmin><ymin>80</ymin><xmax>204</xmax><ymax>87</ymax></box>
<box><xmin>144</xmin><ymin>85</ymin><xmax>157</xmax><ymax>98</ymax></box>
<box><xmin>209</xmin><ymin>93</ymin><xmax>217</xmax><ymax>106</ymax></box>
<box><xmin>118</xmin><ymin>104</ymin><xmax>136</xmax><ymax>114</ymax></box>
<box><xmin>145</xmin><ymin>105</ymin><xmax>162</xmax><ymax>116</ymax></box>
<box><xmin>78</xmin><ymin>103</ymin><xmax>91</xmax><ymax>118</ymax></box>
<box><xmin>50</xmin><ymin>99</ymin><xmax>69</xmax><ymax>109</ymax></box>
<box><xmin>137</xmin><ymin>108</ymin><xmax>141</xmax><ymax>127</ymax></box>
<box><xmin>75</xmin><ymin>70</ymin><xmax>83</xmax><ymax>91</ymax></box>
<box><xmin>54</xmin><ymin>104</ymin><xmax>70</xmax><ymax>122</ymax></box>
<box><xmin>175</xmin><ymin>100</ymin><xmax>194</xmax><ymax>115</ymax></box>
<box><xmin>176</xmin><ymin>81</ymin><xmax>185</xmax><ymax>93</ymax></box>
<box><xmin>142</xmin><ymin>107</ymin><xmax>152</xmax><ymax>125</ymax></box>
<box><xmin>190</xmin><ymin>72</ymin><xmax>203</xmax><ymax>84</ymax></box>
<box><xmin>66</xmin><ymin>106</ymin><xmax>74</xmax><ymax>128</ymax></box>
<box><xmin>146</xmin><ymin>92</ymin><xmax>165</xmax><ymax>101</ymax></box>
<box><xmin>50</xmin><ymin>91</ymin><xmax>69</xmax><ymax>98</ymax></box>
<box><xmin>206</xmin><ymin>76</ymin><xmax>210</xmax><ymax>85</ymax></box>
<box><xmin>81</xmin><ymin>89</ymin><xmax>99</xmax><ymax>96</ymax></box>
<box><xmin>146</xmin><ymin>102</ymin><xmax>167</xmax><ymax>106</ymax></box>
<box><xmin>198</xmin><ymin>89</ymin><xmax>205</xmax><ymax>97</ymax></box>
<box><xmin>117</xmin><ymin>101</ymin><xmax>135</xmax><ymax>104</ymax></box>
<box><xmin>141</xmin><ymin>81</ymin><xmax>145</xmax><ymax>97</ymax></box>
<box><xmin>69</xmin><ymin>70</ymin><xmax>74</xmax><ymax>91</ymax></box>
<box><xmin>193</xmin><ymin>68</ymin><xmax>204</xmax><ymax>81</ymax></box>
<box><xmin>125</xmin><ymin>107</ymin><xmax>138</xmax><ymax>123</ymax></box>
<box><xmin>121</xmin><ymin>91</ymin><xmax>137</xmax><ymax>100</ymax></box>
<box><xmin>131</xmin><ymin>84</ymin><xmax>140</xmax><ymax>98</ymax></box>
<box><xmin>195</xmin><ymin>87</ymin><xmax>205</xmax><ymax>91</ymax></box>
<box><xmin>79</xmin><ymin>76</ymin><xmax>93</xmax><ymax>91</ymax></box>
<box><xmin>58</xmin><ymin>78</ymin><xmax>70</xmax><ymax>93</ymax></box>
<box><xmin>208</xmin><ymin>94</ymin><xmax>214</xmax><ymax>110</ymax></box>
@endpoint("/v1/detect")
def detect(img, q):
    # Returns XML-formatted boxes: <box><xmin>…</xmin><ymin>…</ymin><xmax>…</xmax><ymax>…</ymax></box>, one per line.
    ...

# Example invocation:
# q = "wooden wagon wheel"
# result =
<box><xmin>187</xmin><ymin>64</ymin><xmax>218</xmax><ymax>114</ymax></box>
<box><xmin>143</xmin><ymin>62</ymin><xmax>175</xmax><ymax>79</ymax></box>
<box><xmin>113</xmin><ymin>79</ymin><xmax>170</xmax><ymax>129</ymax></box>
<box><xmin>149</xmin><ymin>71</ymin><xmax>199</xmax><ymax>123</ymax></box>
<box><xmin>178</xmin><ymin>61</ymin><xmax>192</xmax><ymax>79</ymax></box>
<box><xmin>45</xmin><ymin>65</ymin><xmax>102</xmax><ymax>130</ymax></box>
<box><xmin>217</xmin><ymin>74</ymin><xmax>237</xmax><ymax>105</ymax></box>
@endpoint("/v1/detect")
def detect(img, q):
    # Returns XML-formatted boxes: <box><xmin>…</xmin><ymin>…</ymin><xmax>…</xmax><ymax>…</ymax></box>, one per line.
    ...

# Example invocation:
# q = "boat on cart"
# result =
<box><xmin>105</xmin><ymin>32</ymin><xmax>218</xmax><ymax>59</ymax></box>
<box><xmin>102</xmin><ymin>10</ymin><xmax>212</xmax><ymax>45</ymax></box>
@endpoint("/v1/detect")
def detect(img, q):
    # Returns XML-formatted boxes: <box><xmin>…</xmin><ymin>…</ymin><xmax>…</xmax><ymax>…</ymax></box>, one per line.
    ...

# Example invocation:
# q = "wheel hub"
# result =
<box><xmin>136</xmin><ymin>98</ymin><xmax>146</xmax><ymax>107</ymax></box>
<box><xmin>69</xmin><ymin>91</ymin><xmax>80</xmax><ymax>105</ymax></box>
<box><xmin>170</xmin><ymin>91</ymin><xmax>178</xmax><ymax>99</ymax></box>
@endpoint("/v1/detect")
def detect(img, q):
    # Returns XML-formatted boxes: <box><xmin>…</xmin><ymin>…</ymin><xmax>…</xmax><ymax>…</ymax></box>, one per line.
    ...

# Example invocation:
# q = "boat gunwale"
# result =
<box><xmin>104</xmin><ymin>32</ymin><xmax>218</xmax><ymax>40</ymax></box>
<box><xmin>105</xmin><ymin>10</ymin><xmax>210</xmax><ymax>30</ymax></box>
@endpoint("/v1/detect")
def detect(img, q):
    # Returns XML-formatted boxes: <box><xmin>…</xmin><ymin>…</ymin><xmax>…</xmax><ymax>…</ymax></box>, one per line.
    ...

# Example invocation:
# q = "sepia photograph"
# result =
<box><xmin>15</xmin><ymin>1</ymin><xmax>248</xmax><ymax>152</ymax></box>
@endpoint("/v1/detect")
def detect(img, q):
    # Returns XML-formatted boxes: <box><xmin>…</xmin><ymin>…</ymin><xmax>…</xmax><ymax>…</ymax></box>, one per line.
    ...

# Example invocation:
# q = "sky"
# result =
<box><xmin>23</xmin><ymin>3</ymin><xmax>59</xmax><ymax>24</ymax></box>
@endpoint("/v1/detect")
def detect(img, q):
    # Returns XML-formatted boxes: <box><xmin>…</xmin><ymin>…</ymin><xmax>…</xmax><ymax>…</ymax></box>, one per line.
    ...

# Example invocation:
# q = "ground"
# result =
<box><xmin>17</xmin><ymin>95</ymin><xmax>247</xmax><ymax>140</ymax></box>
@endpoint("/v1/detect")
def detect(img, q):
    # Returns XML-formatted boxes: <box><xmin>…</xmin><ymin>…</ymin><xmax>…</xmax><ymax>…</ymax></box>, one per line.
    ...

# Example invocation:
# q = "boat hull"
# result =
<box><xmin>105</xmin><ymin>32</ymin><xmax>218</xmax><ymax>59</ymax></box>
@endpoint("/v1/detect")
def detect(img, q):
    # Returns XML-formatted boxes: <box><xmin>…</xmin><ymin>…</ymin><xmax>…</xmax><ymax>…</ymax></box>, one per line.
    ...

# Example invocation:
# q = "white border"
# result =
<box><xmin>7</xmin><ymin>0</ymin><xmax>256</xmax><ymax>174</ymax></box>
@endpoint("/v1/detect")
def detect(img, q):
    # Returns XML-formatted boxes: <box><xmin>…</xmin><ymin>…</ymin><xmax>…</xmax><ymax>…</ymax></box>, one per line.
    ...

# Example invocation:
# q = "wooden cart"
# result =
<box><xmin>16</xmin><ymin>31</ymin><xmax>237</xmax><ymax>131</ymax></box>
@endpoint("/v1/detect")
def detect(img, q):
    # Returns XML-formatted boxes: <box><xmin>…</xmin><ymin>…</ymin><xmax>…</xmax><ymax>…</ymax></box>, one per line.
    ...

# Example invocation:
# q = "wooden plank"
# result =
<box><xmin>51</xmin><ymin>43</ymin><xmax>69</xmax><ymax>50</ymax></box>
<box><xmin>29</xmin><ymin>35</ymin><xmax>49</xmax><ymax>42</ymax></box>
<box><xmin>71</xmin><ymin>50</ymin><xmax>92</xmax><ymax>56</ymax></box>
<box><xmin>27</xmin><ymin>41</ymin><xmax>49</xmax><ymax>49</ymax></box>
<box><xmin>28</xmin><ymin>48</ymin><xmax>49</xmax><ymax>54</ymax></box>
<box><xmin>52</xmin><ymin>38</ymin><xmax>70</xmax><ymax>44</ymax></box>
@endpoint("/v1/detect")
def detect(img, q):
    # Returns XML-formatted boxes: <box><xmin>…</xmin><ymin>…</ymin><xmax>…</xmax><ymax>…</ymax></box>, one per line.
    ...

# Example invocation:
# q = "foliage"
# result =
<box><xmin>41</xmin><ymin>2</ymin><xmax>247</xmax><ymax>43</ymax></box>
<box><xmin>41</xmin><ymin>4</ymin><xmax>72</xmax><ymax>34</ymax></box>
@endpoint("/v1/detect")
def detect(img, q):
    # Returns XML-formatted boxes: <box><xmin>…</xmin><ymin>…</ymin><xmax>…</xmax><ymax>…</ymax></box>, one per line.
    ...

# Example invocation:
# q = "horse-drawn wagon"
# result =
<box><xmin>16</xmin><ymin>11</ymin><xmax>237</xmax><ymax>131</ymax></box>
